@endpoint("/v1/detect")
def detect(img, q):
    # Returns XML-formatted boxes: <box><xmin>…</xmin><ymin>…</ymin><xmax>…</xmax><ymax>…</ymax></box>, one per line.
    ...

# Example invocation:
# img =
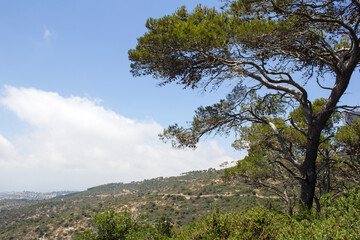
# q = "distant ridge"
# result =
<box><xmin>0</xmin><ymin>191</ymin><xmax>77</xmax><ymax>201</ymax></box>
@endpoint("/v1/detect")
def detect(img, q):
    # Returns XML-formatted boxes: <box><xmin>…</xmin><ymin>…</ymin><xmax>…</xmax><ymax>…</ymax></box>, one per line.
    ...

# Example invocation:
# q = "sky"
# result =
<box><xmin>0</xmin><ymin>1</ymin><xmax>359</xmax><ymax>192</ymax></box>
<box><xmin>0</xmin><ymin>0</ymin><xmax>239</xmax><ymax>192</ymax></box>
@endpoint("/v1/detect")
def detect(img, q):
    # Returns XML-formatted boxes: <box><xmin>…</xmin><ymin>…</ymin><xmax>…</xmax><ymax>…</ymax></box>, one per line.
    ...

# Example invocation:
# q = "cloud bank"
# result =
<box><xmin>0</xmin><ymin>86</ymin><xmax>235</xmax><ymax>192</ymax></box>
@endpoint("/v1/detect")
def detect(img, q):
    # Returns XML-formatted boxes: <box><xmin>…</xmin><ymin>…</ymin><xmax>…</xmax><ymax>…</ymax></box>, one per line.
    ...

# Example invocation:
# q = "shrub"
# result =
<box><xmin>175</xmin><ymin>207</ymin><xmax>284</xmax><ymax>240</ymax></box>
<box><xmin>75</xmin><ymin>209</ymin><xmax>173</xmax><ymax>240</ymax></box>
<box><xmin>278</xmin><ymin>188</ymin><xmax>360</xmax><ymax>240</ymax></box>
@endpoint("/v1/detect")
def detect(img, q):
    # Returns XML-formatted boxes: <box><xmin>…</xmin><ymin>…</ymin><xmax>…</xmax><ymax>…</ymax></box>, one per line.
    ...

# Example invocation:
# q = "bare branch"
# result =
<box><xmin>267</xmin><ymin>121</ymin><xmax>301</xmax><ymax>169</ymax></box>
<box><xmin>247</xmin><ymin>108</ymin><xmax>302</xmax><ymax>169</ymax></box>
<box><xmin>316</xmin><ymin>77</ymin><xmax>333</xmax><ymax>90</ymax></box>
<box><xmin>270</xmin><ymin>160</ymin><xmax>302</xmax><ymax>181</ymax></box>
<box><xmin>288</xmin><ymin>118</ymin><xmax>307</xmax><ymax>137</ymax></box>
<box><xmin>335</xmin><ymin>105</ymin><xmax>360</xmax><ymax>111</ymax></box>
<box><xmin>270</xmin><ymin>0</ymin><xmax>359</xmax><ymax>42</ymax></box>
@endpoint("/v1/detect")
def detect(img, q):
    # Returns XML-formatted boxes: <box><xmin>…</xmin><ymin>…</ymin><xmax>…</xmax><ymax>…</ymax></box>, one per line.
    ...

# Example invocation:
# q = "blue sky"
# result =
<box><xmin>0</xmin><ymin>0</ymin><xmax>238</xmax><ymax>192</ymax></box>
<box><xmin>0</xmin><ymin>0</ymin><xmax>225</xmax><ymax>127</ymax></box>
<box><xmin>0</xmin><ymin>1</ymin><xmax>358</xmax><ymax>192</ymax></box>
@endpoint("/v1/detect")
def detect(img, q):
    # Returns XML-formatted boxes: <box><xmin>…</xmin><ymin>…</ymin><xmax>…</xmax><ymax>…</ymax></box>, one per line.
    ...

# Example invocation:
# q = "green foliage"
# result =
<box><xmin>93</xmin><ymin>209</ymin><xmax>137</xmax><ymax>239</ymax></box>
<box><xmin>129</xmin><ymin>5</ymin><xmax>232</xmax><ymax>87</ymax></box>
<box><xmin>336</xmin><ymin>118</ymin><xmax>360</xmax><ymax>161</ymax></box>
<box><xmin>278</xmin><ymin>188</ymin><xmax>360</xmax><ymax>240</ymax></box>
<box><xmin>130</xmin><ymin>0</ymin><xmax>359</xmax><ymax>89</ymax></box>
<box><xmin>130</xmin><ymin>0</ymin><xmax>360</xmax><ymax>210</ymax></box>
<box><xmin>290</xmin><ymin>98</ymin><xmax>341</xmax><ymax>135</ymax></box>
<box><xmin>333</xmin><ymin>118</ymin><xmax>360</xmax><ymax>185</ymax></box>
<box><xmin>75</xmin><ymin>209</ymin><xmax>173</xmax><ymax>240</ymax></box>
<box><xmin>176</xmin><ymin>188</ymin><xmax>360</xmax><ymax>239</ymax></box>
<box><xmin>155</xmin><ymin>216</ymin><xmax>174</xmax><ymax>238</ymax></box>
<box><xmin>224</xmin><ymin>98</ymin><xmax>349</xmax><ymax>213</ymax></box>
<box><xmin>176</xmin><ymin>207</ymin><xmax>283</xmax><ymax>240</ymax></box>
<box><xmin>129</xmin><ymin>1</ymin><xmax>328</xmax><ymax>87</ymax></box>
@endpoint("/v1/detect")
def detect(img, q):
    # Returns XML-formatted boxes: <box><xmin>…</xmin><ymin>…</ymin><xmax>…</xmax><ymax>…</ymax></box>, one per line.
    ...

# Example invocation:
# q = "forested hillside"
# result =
<box><xmin>0</xmin><ymin>169</ymin><xmax>277</xmax><ymax>239</ymax></box>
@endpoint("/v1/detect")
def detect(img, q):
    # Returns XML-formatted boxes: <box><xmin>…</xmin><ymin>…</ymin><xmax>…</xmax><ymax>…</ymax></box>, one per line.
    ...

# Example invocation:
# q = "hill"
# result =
<box><xmin>0</xmin><ymin>169</ymin><xmax>280</xmax><ymax>239</ymax></box>
<box><xmin>0</xmin><ymin>191</ymin><xmax>77</xmax><ymax>202</ymax></box>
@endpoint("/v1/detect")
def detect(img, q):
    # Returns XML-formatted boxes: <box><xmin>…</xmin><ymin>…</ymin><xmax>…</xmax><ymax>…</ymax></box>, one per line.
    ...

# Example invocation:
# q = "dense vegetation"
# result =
<box><xmin>0</xmin><ymin>169</ymin><xmax>274</xmax><ymax>239</ymax></box>
<box><xmin>76</xmin><ymin>188</ymin><xmax>360</xmax><ymax>239</ymax></box>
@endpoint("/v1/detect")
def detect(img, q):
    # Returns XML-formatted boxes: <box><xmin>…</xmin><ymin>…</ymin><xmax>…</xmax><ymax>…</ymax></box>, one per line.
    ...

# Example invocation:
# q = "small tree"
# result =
<box><xmin>335</xmin><ymin>118</ymin><xmax>360</xmax><ymax>183</ymax></box>
<box><xmin>129</xmin><ymin>0</ymin><xmax>360</xmax><ymax>209</ymax></box>
<box><xmin>75</xmin><ymin>209</ymin><xmax>173</xmax><ymax>240</ymax></box>
<box><xmin>155</xmin><ymin>216</ymin><xmax>173</xmax><ymax>238</ymax></box>
<box><xmin>218</xmin><ymin>98</ymin><xmax>343</xmax><ymax>214</ymax></box>
<box><xmin>75</xmin><ymin>209</ymin><xmax>137</xmax><ymax>240</ymax></box>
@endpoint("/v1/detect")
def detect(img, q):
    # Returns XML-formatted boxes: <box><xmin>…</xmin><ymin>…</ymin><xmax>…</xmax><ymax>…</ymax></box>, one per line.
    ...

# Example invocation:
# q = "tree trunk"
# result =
<box><xmin>299</xmin><ymin>167</ymin><xmax>317</xmax><ymax>210</ymax></box>
<box><xmin>298</xmin><ymin>71</ymin><xmax>353</xmax><ymax>210</ymax></box>
<box><xmin>299</xmin><ymin>129</ymin><xmax>321</xmax><ymax>210</ymax></box>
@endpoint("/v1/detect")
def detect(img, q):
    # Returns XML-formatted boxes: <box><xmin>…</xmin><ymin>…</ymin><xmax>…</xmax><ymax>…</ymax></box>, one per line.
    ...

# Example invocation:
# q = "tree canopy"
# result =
<box><xmin>335</xmin><ymin>118</ymin><xmax>360</xmax><ymax>183</ymax></box>
<box><xmin>129</xmin><ymin>0</ymin><xmax>360</xmax><ymax>210</ymax></box>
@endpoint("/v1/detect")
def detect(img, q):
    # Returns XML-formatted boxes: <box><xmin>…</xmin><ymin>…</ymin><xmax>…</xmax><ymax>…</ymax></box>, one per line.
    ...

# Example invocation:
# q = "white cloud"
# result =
<box><xmin>0</xmin><ymin>86</ymin><xmax>235</xmax><ymax>192</ymax></box>
<box><xmin>0</xmin><ymin>134</ymin><xmax>16</xmax><ymax>163</ymax></box>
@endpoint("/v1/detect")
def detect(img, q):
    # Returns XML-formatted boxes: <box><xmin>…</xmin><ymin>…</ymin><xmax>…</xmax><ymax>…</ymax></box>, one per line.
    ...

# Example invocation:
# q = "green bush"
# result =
<box><xmin>75</xmin><ymin>209</ymin><xmax>137</xmax><ymax>240</ymax></box>
<box><xmin>175</xmin><ymin>207</ymin><xmax>284</xmax><ymax>240</ymax></box>
<box><xmin>278</xmin><ymin>188</ymin><xmax>360</xmax><ymax>240</ymax></box>
<box><xmin>75</xmin><ymin>209</ymin><xmax>173</xmax><ymax>240</ymax></box>
<box><xmin>176</xmin><ymin>188</ymin><xmax>360</xmax><ymax>239</ymax></box>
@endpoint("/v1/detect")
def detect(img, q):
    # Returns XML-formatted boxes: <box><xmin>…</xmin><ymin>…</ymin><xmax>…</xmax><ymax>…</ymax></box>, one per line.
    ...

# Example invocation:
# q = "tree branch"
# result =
<box><xmin>248</xmin><ymin>109</ymin><xmax>302</xmax><ymax>169</ymax></box>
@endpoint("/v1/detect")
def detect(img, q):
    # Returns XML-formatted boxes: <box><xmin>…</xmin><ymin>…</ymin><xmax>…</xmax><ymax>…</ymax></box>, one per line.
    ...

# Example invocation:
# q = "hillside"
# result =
<box><xmin>0</xmin><ymin>191</ymin><xmax>77</xmax><ymax>202</ymax></box>
<box><xmin>0</xmin><ymin>169</ymin><xmax>280</xmax><ymax>239</ymax></box>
